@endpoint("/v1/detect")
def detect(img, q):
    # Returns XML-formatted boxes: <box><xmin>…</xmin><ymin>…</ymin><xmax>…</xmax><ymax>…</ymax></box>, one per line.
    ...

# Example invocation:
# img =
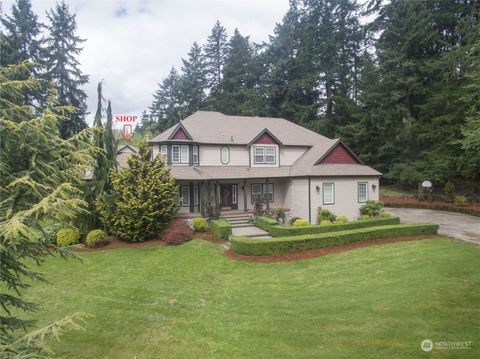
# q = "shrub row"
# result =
<box><xmin>210</xmin><ymin>219</ymin><xmax>232</xmax><ymax>240</ymax></box>
<box><xmin>255</xmin><ymin>216</ymin><xmax>400</xmax><ymax>237</ymax></box>
<box><xmin>231</xmin><ymin>223</ymin><xmax>438</xmax><ymax>256</ymax></box>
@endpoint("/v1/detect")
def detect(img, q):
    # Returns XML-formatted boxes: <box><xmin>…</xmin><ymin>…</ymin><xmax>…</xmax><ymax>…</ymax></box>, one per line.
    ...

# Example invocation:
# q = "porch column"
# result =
<box><xmin>189</xmin><ymin>182</ymin><xmax>194</xmax><ymax>213</ymax></box>
<box><xmin>265</xmin><ymin>179</ymin><xmax>270</xmax><ymax>211</ymax></box>
<box><xmin>243</xmin><ymin>179</ymin><xmax>247</xmax><ymax>212</ymax></box>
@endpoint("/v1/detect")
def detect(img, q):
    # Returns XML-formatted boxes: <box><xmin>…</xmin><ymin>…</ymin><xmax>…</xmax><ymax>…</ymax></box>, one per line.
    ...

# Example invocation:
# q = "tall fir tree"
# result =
<box><xmin>179</xmin><ymin>42</ymin><xmax>207</xmax><ymax>115</ymax></box>
<box><xmin>148</xmin><ymin>67</ymin><xmax>185</xmax><ymax>131</ymax></box>
<box><xmin>204</xmin><ymin>20</ymin><xmax>228</xmax><ymax>93</ymax></box>
<box><xmin>43</xmin><ymin>0</ymin><xmax>89</xmax><ymax>138</ymax></box>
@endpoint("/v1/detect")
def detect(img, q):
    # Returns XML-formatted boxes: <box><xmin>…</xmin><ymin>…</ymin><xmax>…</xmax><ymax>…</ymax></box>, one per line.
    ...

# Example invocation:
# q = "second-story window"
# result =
<box><xmin>193</xmin><ymin>145</ymin><xmax>199</xmax><ymax>164</ymax></box>
<box><xmin>160</xmin><ymin>145</ymin><xmax>167</xmax><ymax>160</ymax></box>
<box><xmin>172</xmin><ymin>145</ymin><xmax>189</xmax><ymax>164</ymax></box>
<box><xmin>254</xmin><ymin>146</ymin><xmax>276</xmax><ymax>164</ymax></box>
<box><xmin>221</xmin><ymin>146</ymin><xmax>230</xmax><ymax>164</ymax></box>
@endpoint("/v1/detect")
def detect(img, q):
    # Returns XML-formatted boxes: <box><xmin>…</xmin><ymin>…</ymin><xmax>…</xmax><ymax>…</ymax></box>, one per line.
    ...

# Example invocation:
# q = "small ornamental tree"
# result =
<box><xmin>97</xmin><ymin>143</ymin><xmax>179</xmax><ymax>242</ymax></box>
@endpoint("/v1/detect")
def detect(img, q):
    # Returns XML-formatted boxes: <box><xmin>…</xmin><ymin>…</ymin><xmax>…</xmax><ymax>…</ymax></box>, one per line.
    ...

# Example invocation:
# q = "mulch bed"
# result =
<box><xmin>381</xmin><ymin>196</ymin><xmax>480</xmax><ymax>216</ymax></box>
<box><xmin>76</xmin><ymin>231</ymin><xmax>223</xmax><ymax>252</ymax></box>
<box><xmin>225</xmin><ymin>235</ymin><xmax>441</xmax><ymax>263</ymax></box>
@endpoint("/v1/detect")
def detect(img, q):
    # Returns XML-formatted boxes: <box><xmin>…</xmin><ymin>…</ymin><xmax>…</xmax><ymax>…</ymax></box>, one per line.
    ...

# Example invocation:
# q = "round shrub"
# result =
<box><xmin>293</xmin><ymin>219</ymin><xmax>310</xmax><ymax>227</ymax></box>
<box><xmin>358</xmin><ymin>215</ymin><xmax>373</xmax><ymax>221</ymax></box>
<box><xmin>380</xmin><ymin>211</ymin><xmax>393</xmax><ymax>218</ymax></box>
<box><xmin>162</xmin><ymin>219</ymin><xmax>194</xmax><ymax>245</ymax></box>
<box><xmin>317</xmin><ymin>207</ymin><xmax>337</xmax><ymax>223</ymax></box>
<box><xmin>336</xmin><ymin>216</ymin><xmax>349</xmax><ymax>223</ymax></box>
<box><xmin>192</xmin><ymin>217</ymin><xmax>208</xmax><ymax>232</ymax></box>
<box><xmin>320</xmin><ymin>220</ymin><xmax>332</xmax><ymax>226</ymax></box>
<box><xmin>288</xmin><ymin>216</ymin><xmax>301</xmax><ymax>226</ymax></box>
<box><xmin>56</xmin><ymin>228</ymin><xmax>80</xmax><ymax>247</ymax></box>
<box><xmin>359</xmin><ymin>200</ymin><xmax>384</xmax><ymax>217</ymax></box>
<box><xmin>85</xmin><ymin>229</ymin><xmax>109</xmax><ymax>247</ymax></box>
<box><xmin>454</xmin><ymin>195</ymin><xmax>468</xmax><ymax>206</ymax></box>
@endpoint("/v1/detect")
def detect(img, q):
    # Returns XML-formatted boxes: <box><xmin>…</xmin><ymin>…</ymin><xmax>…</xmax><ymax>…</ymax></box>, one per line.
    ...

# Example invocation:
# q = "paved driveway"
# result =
<box><xmin>385</xmin><ymin>207</ymin><xmax>480</xmax><ymax>244</ymax></box>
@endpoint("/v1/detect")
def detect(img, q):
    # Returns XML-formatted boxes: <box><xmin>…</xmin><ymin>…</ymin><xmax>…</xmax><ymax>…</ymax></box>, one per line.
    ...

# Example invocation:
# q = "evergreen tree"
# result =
<box><xmin>0</xmin><ymin>62</ymin><xmax>97</xmax><ymax>354</ymax></box>
<box><xmin>105</xmin><ymin>100</ymin><xmax>117</xmax><ymax>174</ymax></box>
<box><xmin>204</xmin><ymin>20</ymin><xmax>228</xmax><ymax>93</ymax></box>
<box><xmin>0</xmin><ymin>0</ymin><xmax>46</xmax><ymax>108</ymax></box>
<box><xmin>43</xmin><ymin>0</ymin><xmax>89</xmax><ymax>138</ymax></box>
<box><xmin>213</xmin><ymin>29</ymin><xmax>263</xmax><ymax>115</ymax></box>
<box><xmin>179</xmin><ymin>42</ymin><xmax>207</xmax><ymax>115</ymax></box>
<box><xmin>148</xmin><ymin>67</ymin><xmax>185</xmax><ymax>131</ymax></box>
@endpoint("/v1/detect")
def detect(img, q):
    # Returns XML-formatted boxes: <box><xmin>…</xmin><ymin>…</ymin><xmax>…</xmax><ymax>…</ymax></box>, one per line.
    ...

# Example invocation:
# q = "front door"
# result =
<box><xmin>220</xmin><ymin>184</ymin><xmax>233</xmax><ymax>208</ymax></box>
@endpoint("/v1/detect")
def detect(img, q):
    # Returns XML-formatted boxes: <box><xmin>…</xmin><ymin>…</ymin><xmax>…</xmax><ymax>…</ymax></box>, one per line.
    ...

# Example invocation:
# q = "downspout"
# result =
<box><xmin>308</xmin><ymin>177</ymin><xmax>311</xmax><ymax>223</ymax></box>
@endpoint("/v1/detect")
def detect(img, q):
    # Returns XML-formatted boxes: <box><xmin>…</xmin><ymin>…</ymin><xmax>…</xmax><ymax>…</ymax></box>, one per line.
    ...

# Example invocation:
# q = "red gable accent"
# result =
<box><xmin>254</xmin><ymin>132</ymin><xmax>278</xmax><ymax>145</ymax></box>
<box><xmin>320</xmin><ymin>143</ymin><xmax>359</xmax><ymax>164</ymax></box>
<box><xmin>172</xmin><ymin>128</ymin><xmax>189</xmax><ymax>140</ymax></box>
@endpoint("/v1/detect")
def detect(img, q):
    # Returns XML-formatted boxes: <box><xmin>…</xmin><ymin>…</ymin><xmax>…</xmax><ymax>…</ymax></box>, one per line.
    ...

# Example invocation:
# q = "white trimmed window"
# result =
<box><xmin>358</xmin><ymin>182</ymin><xmax>368</xmax><ymax>203</ymax></box>
<box><xmin>251</xmin><ymin>183</ymin><xmax>274</xmax><ymax>203</ymax></box>
<box><xmin>323</xmin><ymin>183</ymin><xmax>335</xmax><ymax>205</ymax></box>
<box><xmin>193</xmin><ymin>146</ymin><xmax>199</xmax><ymax>164</ymax></box>
<box><xmin>221</xmin><ymin>146</ymin><xmax>230</xmax><ymax>164</ymax></box>
<box><xmin>160</xmin><ymin>145</ymin><xmax>167</xmax><ymax>160</ymax></box>
<box><xmin>253</xmin><ymin>146</ymin><xmax>276</xmax><ymax>164</ymax></box>
<box><xmin>180</xmin><ymin>145</ymin><xmax>189</xmax><ymax>163</ymax></box>
<box><xmin>232</xmin><ymin>184</ymin><xmax>237</xmax><ymax>204</ymax></box>
<box><xmin>172</xmin><ymin>145</ymin><xmax>180</xmax><ymax>163</ymax></box>
<box><xmin>264</xmin><ymin>183</ymin><xmax>274</xmax><ymax>202</ymax></box>
<box><xmin>251</xmin><ymin>183</ymin><xmax>263</xmax><ymax>202</ymax></box>
<box><xmin>180</xmin><ymin>186</ymin><xmax>190</xmax><ymax>206</ymax></box>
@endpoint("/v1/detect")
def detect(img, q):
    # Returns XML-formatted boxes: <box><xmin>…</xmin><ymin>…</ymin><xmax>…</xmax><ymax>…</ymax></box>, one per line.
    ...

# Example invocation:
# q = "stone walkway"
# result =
<box><xmin>222</xmin><ymin>213</ymin><xmax>271</xmax><ymax>239</ymax></box>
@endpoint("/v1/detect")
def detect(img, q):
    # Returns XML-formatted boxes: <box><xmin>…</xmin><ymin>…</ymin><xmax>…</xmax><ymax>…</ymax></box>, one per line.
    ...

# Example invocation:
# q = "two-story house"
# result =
<box><xmin>149</xmin><ymin>111</ymin><xmax>381</xmax><ymax>222</ymax></box>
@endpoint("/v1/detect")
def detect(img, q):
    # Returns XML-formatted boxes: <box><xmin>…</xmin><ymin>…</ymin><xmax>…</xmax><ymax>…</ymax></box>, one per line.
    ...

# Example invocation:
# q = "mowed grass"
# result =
<box><xmin>18</xmin><ymin>237</ymin><xmax>479</xmax><ymax>358</ymax></box>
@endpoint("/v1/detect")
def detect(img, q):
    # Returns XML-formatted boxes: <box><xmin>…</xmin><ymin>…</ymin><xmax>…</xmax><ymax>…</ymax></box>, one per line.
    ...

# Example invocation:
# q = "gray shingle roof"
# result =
<box><xmin>150</xmin><ymin>111</ymin><xmax>381</xmax><ymax>179</ymax></box>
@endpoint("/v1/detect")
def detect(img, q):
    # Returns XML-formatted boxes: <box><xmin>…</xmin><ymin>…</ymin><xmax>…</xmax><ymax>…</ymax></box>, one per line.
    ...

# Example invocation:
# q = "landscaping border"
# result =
<box><xmin>255</xmin><ymin>216</ymin><xmax>400</xmax><ymax>237</ymax></box>
<box><xmin>383</xmin><ymin>201</ymin><xmax>480</xmax><ymax>217</ymax></box>
<box><xmin>210</xmin><ymin>219</ymin><xmax>232</xmax><ymax>240</ymax></box>
<box><xmin>231</xmin><ymin>223</ymin><xmax>439</xmax><ymax>256</ymax></box>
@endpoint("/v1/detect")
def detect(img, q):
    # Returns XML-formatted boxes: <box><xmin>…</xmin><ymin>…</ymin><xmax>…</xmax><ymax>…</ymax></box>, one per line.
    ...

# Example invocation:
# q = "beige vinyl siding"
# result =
<box><xmin>284</xmin><ymin>178</ymin><xmax>310</xmax><ymax>222</ymax></box>
<box><xmin>199</xmin><ymin>145</ymin><xmax>249</xmax><ymax>166</ymax></box>
<box><xmin>310</xmin><ymin>177</ymin><xmax>380</xmax><ymax>222</ymax></box>
<box><xmin>250</xmin><ymin>144</ymin><xmax>280</xmax><ymax>167</ymax></box>
<box><xmin>280</xmin><ymin>146</ymin><xmax>309</xmax><ymax>166</ymax></box>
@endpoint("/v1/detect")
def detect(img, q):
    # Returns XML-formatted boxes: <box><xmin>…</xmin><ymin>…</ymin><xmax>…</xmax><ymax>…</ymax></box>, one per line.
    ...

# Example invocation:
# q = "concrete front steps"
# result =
<box><xmin>221</xmin><ymin>213</ymin><xmax>271</xmax><ymax>239</ymax></box>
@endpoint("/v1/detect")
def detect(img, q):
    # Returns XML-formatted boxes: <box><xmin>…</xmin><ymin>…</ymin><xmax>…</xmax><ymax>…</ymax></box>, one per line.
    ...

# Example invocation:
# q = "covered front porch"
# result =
<box><xmin>177</xmin><ymin>178</ymin><xmax>289</xmax><ymax>216</ymax></box>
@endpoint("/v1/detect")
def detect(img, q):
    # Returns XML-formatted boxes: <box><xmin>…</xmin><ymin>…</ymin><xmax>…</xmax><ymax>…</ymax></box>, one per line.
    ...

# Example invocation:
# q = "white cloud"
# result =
<box><xmin>5</xmin><ymin>0</ymin><xmax>289</xmax><ymax>126</ymax></box>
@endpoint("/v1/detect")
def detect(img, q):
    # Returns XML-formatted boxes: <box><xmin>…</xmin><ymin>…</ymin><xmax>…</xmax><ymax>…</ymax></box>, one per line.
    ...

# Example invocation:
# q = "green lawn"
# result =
<box><xmin>380</xmin><ymin>185</ymin><xmax>416</xmax><ymax>197</ymax></box>
<box><xmin>17</xmin><ymin>238</ymin><xmax>479</xmax><ymax>358</ymax></box>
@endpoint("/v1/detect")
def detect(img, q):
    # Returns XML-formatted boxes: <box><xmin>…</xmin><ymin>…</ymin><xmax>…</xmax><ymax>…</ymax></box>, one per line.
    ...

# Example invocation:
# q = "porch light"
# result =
<box><xmin>372</xmin><ymin>184</ymin><xmax>377</xmax><ymax>191</ymax></box>
<box><xmin>316</xmin><ymin>185</ymin><xmax>320</xmax><ymax>192</ymax></box>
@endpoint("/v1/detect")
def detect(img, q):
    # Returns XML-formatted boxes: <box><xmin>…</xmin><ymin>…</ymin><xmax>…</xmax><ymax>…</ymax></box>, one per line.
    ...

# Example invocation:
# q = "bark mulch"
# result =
<box><xmin>76</xmin><ymin>231</ymin><xmax>223</xmax><ymax>252</ymax></box>
<box><xmin>225</xmin><ymin>235</ymin><xmax>440</xmax><ymax>263</ymax></box>
<box><xmin>381</xmin><ymin>196</ymin><xmax>479</xmax><ymax>216</ymax></box>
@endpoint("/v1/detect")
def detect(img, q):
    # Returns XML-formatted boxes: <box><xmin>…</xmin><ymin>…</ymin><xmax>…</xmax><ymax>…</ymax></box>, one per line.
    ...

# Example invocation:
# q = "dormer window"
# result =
<box><xmin>221</xmin><ymin>146</ymin><xmax>230</xmax><ymax>164</ymax></box>
<box><xmin>193</xmin><ymin>145</ymin><xmax>199</xmax><ymax>164</ymax></box>
<box><xmin>254</xmin><ymin>146</ymin><xmax>276</xmax><ymax>164</ymax></box>
<box><xmin>160</xmin><ymin>145</ymin><xmax>167</xmax><ymax>160</ymax></box>
<box><xmin>172</xmin><ymin>145</ymin><xmax>189</xmax><ymax>164</ymax></box>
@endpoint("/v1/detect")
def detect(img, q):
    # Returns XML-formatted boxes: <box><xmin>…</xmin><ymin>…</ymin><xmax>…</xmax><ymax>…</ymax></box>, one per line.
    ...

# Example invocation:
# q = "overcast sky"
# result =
<box><xmin>5</xmin><ymin>0</ymin><xmax>290</xmax><ymax>126</ymax></box>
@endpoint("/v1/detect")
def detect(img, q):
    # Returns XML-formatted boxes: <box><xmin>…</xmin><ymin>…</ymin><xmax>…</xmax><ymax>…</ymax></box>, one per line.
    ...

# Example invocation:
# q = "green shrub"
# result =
<box><xmin>336</xmin><ymin>216</ymin><xmax>349</xmax><ymax>223</ymax></box>
<box><xmin>275</xmin><ymin>209</ymin><xmax>286</xmax><ymax>223</ymax></box>
<box><xmin>359</xmin><ymin>200</ymin><xmax>384</xmax><ymax>217</ymax></box>
<box><xmin>454</xmin><ymin>195</ymin><xmax>468</xmax><ymax>206</ymax></box>
<box><xmin>192</xmin><ymin>217</ymin><xmax>208</xmax><ymax>232</ymax></box>
<box><xmin>293</xmin><ymin>219</ymin><xmax>309</xmax><ymax>227</ymax></box>
<box><xmin>380</xmin><ymin>211</ymin><xmax>393</xmax><ymax>218</ymax></box>
<box><xmin>85</xmin><ymin>229</ymin><xmax>108</xmax><ymax>247</ymax></box>
<box><xmin>358</xmin><ymin>215</ymin><xmax>373</xmax><ymax>221</ymax></box>
<box><xmin>255</xmin><ymin>216</ymin><xmax>279</xmax><ymax>232</ymax></box>
<box><xmin>231</xmin><ymin>223</ymin><xmax>439</xmax><ymax>256</ymax></box>
<box><xmin>317</xmin><ymin>208</ymin><xmax>337</xmax><ymax>223</ymax></box>
<box><xmin>288</xmin><ymin>216</ymin><xmax>301</xmax><ymax>226</ymax></box>
<box><xmin>443</xmin><ymin>181</ymin><xmax>455</xmax><ymax>202</ymax></box>
<box><xmin>268</xmin><ymin>216</ymin><xmax>400</xmax><ymax>237</ymax></box>
<box><xmin>320</xmin><ymin>220</ymin><xmax>332</xmax><ymax>225</ymax></box>
<box><xmin>56</xmin><ymin>228</ymin><xmax>80</xmax><ymax>247</ymax></box>
<box><xmin>210</xmin><ymin>219</ymin><xmax>231</xmax><ymax>240</ymax></box>
<box><xmin>96</xmin><ymin>144</ymin><xmax>178</xmax><ymax>242</ymax></box>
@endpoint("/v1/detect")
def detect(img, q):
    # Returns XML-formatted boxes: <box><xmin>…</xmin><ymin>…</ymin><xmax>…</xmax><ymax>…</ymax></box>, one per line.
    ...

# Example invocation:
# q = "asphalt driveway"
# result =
<box><xmin>385</xmin><ymin>207</ymin><xmax>480</xmax><ymax>244</ymax></box>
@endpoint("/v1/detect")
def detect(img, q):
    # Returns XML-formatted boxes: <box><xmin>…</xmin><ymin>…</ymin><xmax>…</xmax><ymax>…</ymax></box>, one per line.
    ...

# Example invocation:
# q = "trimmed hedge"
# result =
<box><xmin>255</xmin><ymin>216</ymin><xmax>400</xmax><ymax>237</ymax></box>
<box><xmin>231</xmin><ymin>223</ymin><xmax>438</xmax><ymax>256</ymax></box>
<box><xmin>210</xmin><ymin>219</ymin><xmax>232</xmax><ymax>240</ymax></box>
